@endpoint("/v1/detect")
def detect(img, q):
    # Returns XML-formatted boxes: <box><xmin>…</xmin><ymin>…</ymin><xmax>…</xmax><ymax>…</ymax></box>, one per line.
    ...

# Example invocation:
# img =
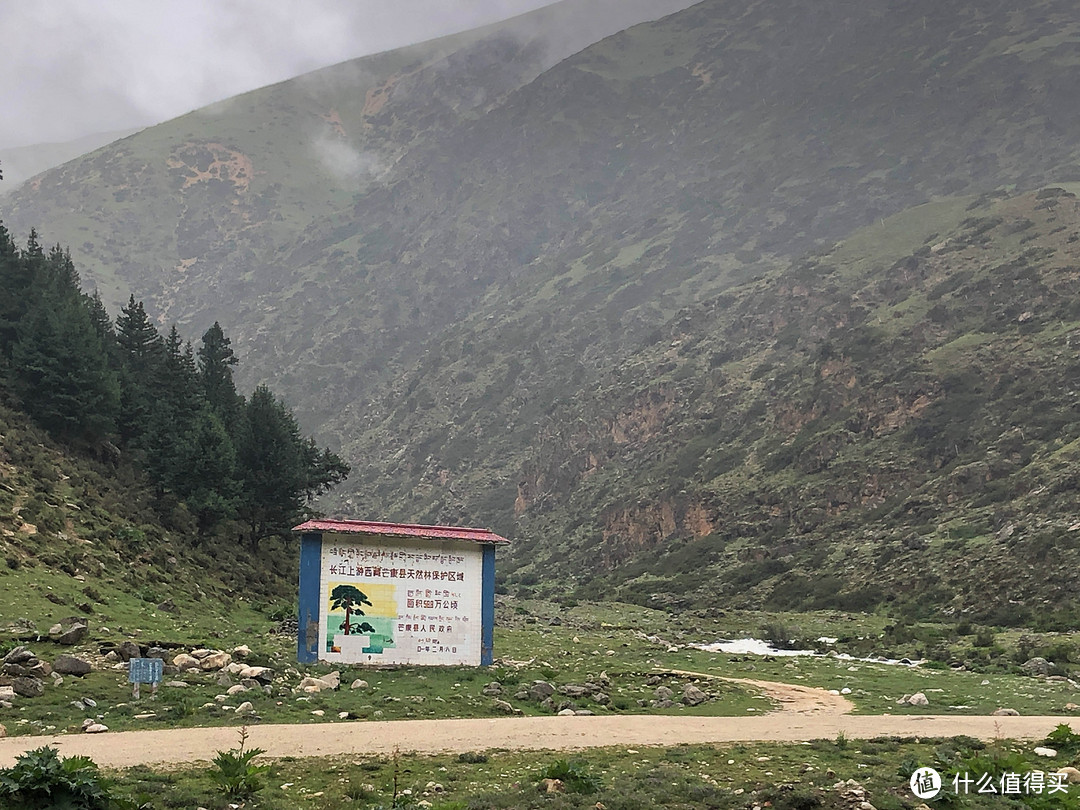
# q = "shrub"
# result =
<box><xmin>539</xmin><ymin>758</ymin><xmax>601</xmax><ymax>794</ymax></box>
<box><xmin>209</xmin><ymin>727</ymin><xmax>270</xmax><ymax>800</ymax></box>
<box><xmin>0</xmin><ymin>746</ymin><xmax>125</xmax><ymax>809</ymax></box>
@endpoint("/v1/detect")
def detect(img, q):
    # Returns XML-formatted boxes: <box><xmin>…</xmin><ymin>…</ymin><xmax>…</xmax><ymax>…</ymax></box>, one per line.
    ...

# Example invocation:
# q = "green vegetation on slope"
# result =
<box><xmin>5</xmin><ymin>0</ymin><xmax>1080</xmax><ymax>620</ymax></box>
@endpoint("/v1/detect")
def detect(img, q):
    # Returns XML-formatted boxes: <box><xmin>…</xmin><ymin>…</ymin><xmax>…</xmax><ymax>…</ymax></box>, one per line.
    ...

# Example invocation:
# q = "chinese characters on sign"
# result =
<box><xmin>910</xmin><ymin>767</ymin><xmax>1069</xmax><ymax>800</ymax></box>
<box><xmin>319</xmin><ymin>536</ymin><xmax>483</xmax><ymax>666</ymax></box>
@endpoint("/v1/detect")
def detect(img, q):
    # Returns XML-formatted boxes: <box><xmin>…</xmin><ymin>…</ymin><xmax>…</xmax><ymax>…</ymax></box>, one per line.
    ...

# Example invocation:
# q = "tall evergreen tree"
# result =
<box><xmin>10</xmin><ymin>242</ymin><xmax>119</xmax><ymax>442</ymax></box>
<box><xmin>235</xmin><ymin>385</ymin><xmax>349</xmax><ymax>548</ymax></box>
<box><xmin>115</xmin><ymin>295</ymin><xmax>165</xmax><ymax>447</ymax></box>
<box><xmin>197</xmin><ymin>322</ymin><xmax>241</xmax><ymax>428</ymax></box>
<box><xmin>0</xmin><ymin>225</ymin><xmax>34</xmax><ymax>364</ymax></box>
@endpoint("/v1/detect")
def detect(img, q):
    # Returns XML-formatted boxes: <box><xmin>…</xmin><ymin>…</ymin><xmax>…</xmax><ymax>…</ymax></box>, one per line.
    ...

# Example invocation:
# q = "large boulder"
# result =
<box><xmin>117</xmin><ymin>641</ymin><xmax>142</xmax><ymax>662</ymax></box>
<box><xmin>50</xmin><ymin>619</ymin><xmax>88</xmax><ymax>646</ymax></box>
<box><xmin>3</xmin><ymin>646</ymin><xmax>35</xmax><ymax>665</ymax></box>
<box><xmin>53</xmin><ymin>655</ymin><xmax>92</xmax><ymax>676</ymax></box>
<box><xmin>172</xmin><ymin>653</ymin><xmax>201</xmax><ymax>670</ymax></box>
<box><xmin>200</xmin><ymin>652</ymin><xmax>232</xmax><ymax>670</ymax></box>
<box><xmin>12</xmin><ymin>676</ymin><xmax>44</xmax><ymax>698</ymax></box>
<box><xmin>528</xmin><ymin>681</ymin><xmax>555</xmax><ymax>701</ymax></box>
<box><xmin>238</xmin><ymin>666</ymin><xmax>274</xmax><ymax>684</ymax></box>
<box><xmin>682</xmin><ymin>685</ymin><xmax>707</xmax><ymax>706</ymax></box>
<box><xmin>1022</xmin><ymin>657</ymin><xmax>1053</xmax><ymax>676</ymax></box>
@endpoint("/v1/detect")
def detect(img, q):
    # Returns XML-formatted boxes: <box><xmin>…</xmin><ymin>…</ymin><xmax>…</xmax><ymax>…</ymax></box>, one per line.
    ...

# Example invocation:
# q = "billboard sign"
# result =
<box><xmin>318</xmin><ymin>536</ymin><xmax>483</xmax><ymax>665</ymax></box>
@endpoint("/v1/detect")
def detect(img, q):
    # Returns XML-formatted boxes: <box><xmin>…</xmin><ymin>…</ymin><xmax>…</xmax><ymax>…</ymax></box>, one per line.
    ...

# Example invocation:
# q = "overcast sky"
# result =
<box><xmin>1</xmin><ymin>1</ymin><xmax>571</xmax><ymax>150</ymax></box>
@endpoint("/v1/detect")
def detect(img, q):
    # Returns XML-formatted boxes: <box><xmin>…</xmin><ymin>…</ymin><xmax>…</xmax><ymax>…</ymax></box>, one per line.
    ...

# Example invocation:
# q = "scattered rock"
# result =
<box><xmin>557</xmin><ymin>708</ymin><xmax>576</xmax><ymax>716</ymax></box>
<box><xmin>311</xmin><ymin>709</ymin><xmax>325</xmax><ymax>717</ymax></box>
<box><xmin>574</xmin><ymin>709</ymin><xmax>595</xmax><ymax>716</ymax></box>
<box><xmin>232</xmin><ymin>645</ymin><xmax>251</xmax><ymax>658</ymax></box>
<box><xmin>559</xmin><ymin>683</ymin><xmax>591</xmax><ymax>698</ymax></box>
<box><xmin>83</xmin><ymin>723</ymin><xmax>108</xmax><ymax>733</ymax></box>
<box><xmin>482</xmin><ymin>681</ymin><xmax>503</xmax><ymax>696</ymax></box>
<box><xmin>146</xmin><ymin>647</ymin><xmax>170</xmax><ymax>661</ymax></box>
<box><xmin>172</xmin><ymin>654</ymin><xmax>200</xmax><ymax>670</ymax></box>
<box><xmin>529</xmin><ymin>681</ymin><xmax>555</xmax><ymax>701</ymax></box>
<box><xmin>191</xmin><ymin>649</ymin><xmax>213</xmax><ymax>660</ymax></box>
<box><xmin>1023</xmin><ymin>657</ymin><xmax>1053</xmax><ymax>677</ymax></box>
<box><xmin>239</xmin><ymin>666</ymin><xmax>274</xmax><ymax>683</ymax></box>
<box><xmin>200</xmin><ymin>652</ymin><xmax>232</xmax><ymax>670</ymax></box>
<box><xmin>235</xmin><ymin>702</ymin><xmax>254</xmax><ymax>714</ymax></box>
<box><xmin>993</xmin><ymin>708</ymin><xmax>1020</xmax><ymax>716</ymax></box>
<box><xmin>117</xmin><ymin>641</ymin><xmax>142</xmax><ymax>662</ymax></box>
<box><xmin>1066</xmin><ymin>703</ymin><xmax>1080</xmax><ymax>712</ymax></box>
<box><xmin>156</xmin><ymin>599</ymin><xmax>177</xmax><ymax>614</ymax></box>
<box><xmin>1058</xmin><ymin>767</ymin><xmax>1080</xmax><ymax>784</ymax></box>
<box><xmin>12</xmin><ymin>676</ymin><xmax>44</xmax><ymax>698</ymax></box>
<box><xmin>215</xmin><ymin>672</ymin><xmax>233</xmax><ymax>687</ymax></box>
<box><xmin>163</xmin><ymin>681</ymin><xmax>189</xmax><ymax>688</ymax></box>
<box><xmin>492</xmin><ymin>699</ymin><xmax>522</xmax><ymax>715</ymax></box>
<box><xmin>103</xmin><ymin>651</ymin><xmax>121</xmax><ymax>663</ymax></box>
<box><xmin>52</xmin><ymin>621</ymin><xmax>89</xmax><ymax>646</ymax></box>
<box><xmin>227</xmin><ymin>684</ymin><xmax>248</xmax><ymax>695</ymax></box>
<box><xmin>53</xmin><ymin>655</ymin><xmax>92</xmax><ymax>676</ymax></box>
<box><xmin>540</xmin><ymin>778</ymin><xmax>565</xmax><ymax>793</ymax></box>
<box><xmin>1034</xmin><ymin>747</ymin><xmax>1058</xmax><ymax>758</ymax></box>
<box><xmin>3</xmin><ymin>646</ymin><xmax>34</xmax><ymax>665</ymax></box>
<box><xmin>907</xmin><ymin>692</ymin><xmax>929</xmax><ymax>707</ymax></box>
<box><xmin>319</xmin><ymin>671</ymin><xmax>341</xmax><ymax>690</ymax></box>
<box><xmin>683</xmin><ymin>685</ymin><xmax>707</xmax><ymax>706</ymax></box>
<box><xmin>350</xmin><ymin>679</ymin><xmax>369</xmax><ymax>690</ymax></box>
<box><xmin>654</xmin><ymin>685</ymin><xmax>674</xmax><ymax>701</ymax></box>
<box><xmin>0</xmin><ymin>723</ymin><xmax>5</xmax><ymax>738</ymax></box>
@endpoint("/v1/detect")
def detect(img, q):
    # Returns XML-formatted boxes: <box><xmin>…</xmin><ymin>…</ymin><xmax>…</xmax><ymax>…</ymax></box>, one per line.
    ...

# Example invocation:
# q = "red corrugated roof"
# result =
<box><xmin>292</xmin><ymin>519</ymin><xmax>510</xmax><ymax>545</ymax></box>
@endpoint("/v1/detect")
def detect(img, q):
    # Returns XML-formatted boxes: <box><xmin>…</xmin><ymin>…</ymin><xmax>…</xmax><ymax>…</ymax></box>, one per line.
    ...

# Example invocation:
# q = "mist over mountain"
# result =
<box><xmin>4</xmin><ymin>0</ymin><xmax>1080</xmax><ymax>620</ymax></box>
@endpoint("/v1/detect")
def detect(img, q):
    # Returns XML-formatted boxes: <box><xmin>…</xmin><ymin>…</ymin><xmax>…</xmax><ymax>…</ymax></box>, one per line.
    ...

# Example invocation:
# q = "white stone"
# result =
<box><xmin>172</xmin><ymin>653</ymin><xmax>200</xmax><ymax>670</ymax></box>
<box><xmin>351</xmin><ymin>679</ymin><xmax>369</xmax><ymax>690</ymax></box>
<box><xmin>227</xmin><ymin>684</ymin><xmax>248</xmax><ymax>695</ymax></box>
<box><xmin>232</xmin><ymin>645</ymin><xmax>251</xmax><ymax>658</ymax></box>
<box><xmin>907</xmin><ymin>692</ymin><xmax>929</xmax><ymax>706</ymax></box>
<box><xmin>200</xmin><ymin>652</ymin><xmax>232</xmax><ymax>670</ymax></box>
<box><xmin>1034</xmin><ymin>747</ymin><xmax>1058</xmax><ymax>758</ymax></box>
<box><xmin>311</xmin><ymin>709</ymin><xmax>325</xmax><ymax>716</ymax></box>
<box><xmin>84</xmin><ymin>723</ymin><xmax>109</xmax><ymax>733</ymax></box>
<box><xmin>235</xmin><ymin>702</ymin><xmax>254</xmax><ymax>713</ymax></box>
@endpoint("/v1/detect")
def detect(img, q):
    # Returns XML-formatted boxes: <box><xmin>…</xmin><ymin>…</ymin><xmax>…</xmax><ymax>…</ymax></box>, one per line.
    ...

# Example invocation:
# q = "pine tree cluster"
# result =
<box><xmin>0</xmin><ymin>224</ymin><xmax>349</xmax><ymax>546</ymax></box>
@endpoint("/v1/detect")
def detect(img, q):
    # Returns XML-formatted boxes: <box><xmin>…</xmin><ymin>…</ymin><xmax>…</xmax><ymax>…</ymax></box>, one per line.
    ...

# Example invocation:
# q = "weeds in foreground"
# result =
<box><xmin>209</xmin><ymin>726</ymin><xmax>270</xmax><ymax>800</ymax></box>
<box><xmin>539</xmin><ymin>758</ymin><xmax>602</xmax><ymax>794</ymax></box>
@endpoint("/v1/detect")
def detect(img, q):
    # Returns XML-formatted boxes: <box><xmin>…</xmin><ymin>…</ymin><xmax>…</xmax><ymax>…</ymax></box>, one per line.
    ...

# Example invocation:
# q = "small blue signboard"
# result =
<box><xmin>128</xmin><ymin>657</ymin><xmax>163</xmax><ymax>684</ymax></box>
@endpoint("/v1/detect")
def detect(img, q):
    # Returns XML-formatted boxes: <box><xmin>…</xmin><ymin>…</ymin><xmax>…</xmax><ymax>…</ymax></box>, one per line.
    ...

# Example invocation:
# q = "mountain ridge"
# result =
<box><xmin>5</xmin><ymin>0</ymin><xmax>1080</xmax><ymax>621</ymax></box>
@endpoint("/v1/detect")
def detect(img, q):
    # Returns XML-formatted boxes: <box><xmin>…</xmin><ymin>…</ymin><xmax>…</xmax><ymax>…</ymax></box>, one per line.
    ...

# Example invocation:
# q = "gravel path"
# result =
<box><xmin>0</xmin><ymin>677</ymin><xmax>1072</xmax><ymax>769</ymax></box>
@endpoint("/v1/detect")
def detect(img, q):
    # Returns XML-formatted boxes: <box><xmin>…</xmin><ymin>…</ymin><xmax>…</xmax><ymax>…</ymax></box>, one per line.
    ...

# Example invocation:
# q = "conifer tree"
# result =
<box><xmin>10</xmin><ymin>241</ymin><xmax>119</xmax><ymax>442</ymax></box>
<box><xmin>198</xmin><ymin>322</ymin><xmax>241</xmax><ymax>429</ymax></box>
<box><xmin>115</xmin><ymin>295</ymin><xmax>165</xmax><ymax>447</ymax></box>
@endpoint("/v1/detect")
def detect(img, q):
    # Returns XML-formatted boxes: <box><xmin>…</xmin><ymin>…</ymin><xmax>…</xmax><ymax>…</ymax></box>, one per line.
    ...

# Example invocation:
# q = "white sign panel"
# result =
<box><xmin>318</xmin><ymin>535</ymin><xmax>483</xmax><ymax>666</ymax></box>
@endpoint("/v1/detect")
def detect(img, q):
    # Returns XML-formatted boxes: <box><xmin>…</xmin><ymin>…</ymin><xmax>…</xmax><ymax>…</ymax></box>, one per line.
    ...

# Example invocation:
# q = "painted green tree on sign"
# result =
<box><xmin>330</xmin><ymin>585</ymin><xmax>372</xmax><ymax>635</ymax></box>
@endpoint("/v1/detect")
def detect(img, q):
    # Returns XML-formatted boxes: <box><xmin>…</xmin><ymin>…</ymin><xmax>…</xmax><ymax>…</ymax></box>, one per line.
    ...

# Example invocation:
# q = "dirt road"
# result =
<box><xmin>0</xmin><ymin>677</ymin><xmax>1072</xmax><ymax>769</ymax></box>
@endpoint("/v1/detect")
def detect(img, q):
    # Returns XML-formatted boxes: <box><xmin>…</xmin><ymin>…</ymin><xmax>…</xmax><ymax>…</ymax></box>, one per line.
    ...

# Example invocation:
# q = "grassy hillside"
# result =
<box><xmin>0</xmin><ymin>396</ymin><xmax>292</xmax><ymax>639</ymax></box>
<box><xmin>4</xmin><ymin>0</ymin><xmax>1080</xmax><ymax>620</ymax></box>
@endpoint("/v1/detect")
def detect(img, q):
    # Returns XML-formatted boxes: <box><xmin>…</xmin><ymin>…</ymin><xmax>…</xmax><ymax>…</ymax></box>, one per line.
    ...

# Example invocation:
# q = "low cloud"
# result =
<box><xmin>310</xmin><ymin>135</ymin><xmax>388</xmax><ymax>184</ymax></box>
